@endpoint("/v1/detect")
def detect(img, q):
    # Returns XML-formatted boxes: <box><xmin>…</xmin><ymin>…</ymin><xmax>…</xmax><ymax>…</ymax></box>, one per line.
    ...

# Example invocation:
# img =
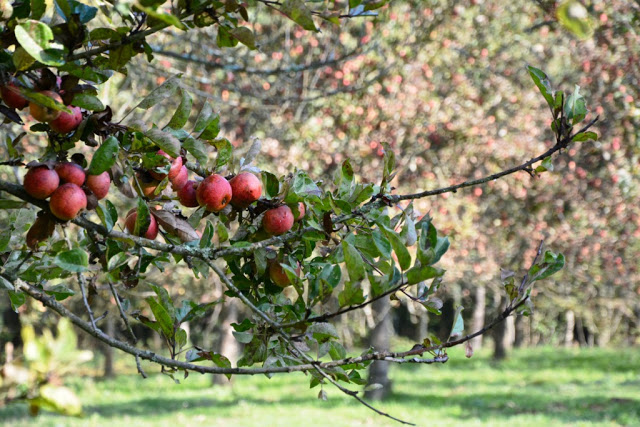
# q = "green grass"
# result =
<box><xmin>2</xmin><ymin>347</ymin><xmax>639</xmax><ymax>426</ymax></box>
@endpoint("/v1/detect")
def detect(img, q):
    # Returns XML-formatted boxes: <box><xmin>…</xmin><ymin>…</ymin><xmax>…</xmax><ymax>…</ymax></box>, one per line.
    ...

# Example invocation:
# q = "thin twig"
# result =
<box><xmin>109</xmin><ymin>282</ymin><xmax>137</xmax><ymax>342</ymax></box>
<box><xmin>78</xmin><ymin>273</ymin><xmax>97</xmax><ymax>332</ymax></box>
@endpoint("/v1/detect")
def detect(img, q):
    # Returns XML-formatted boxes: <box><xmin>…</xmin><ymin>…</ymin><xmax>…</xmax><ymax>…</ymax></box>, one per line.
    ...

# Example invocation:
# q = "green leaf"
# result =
<box><xmin>12</xmin><ymin>47</ymin><xmax>36</xmax><ymax>71</ymax></box>
<box><xmin>89</xmin><ymin>28</ymin><xmax>120</xmax><ymax>41</ymax></box>
<box><xmin>527</xmin><ymin>65</ymin><xmax>555</xmax><ymax>113</ymax></box>
<box><xmin>212</xmin><ymin>138</ymin><xmax>232</xmax><ymax>169</ymax></box>
<box><xmin>55</xmin><ymin>0</ymin><xmax>97</xmax><ymax>24</ymax></box>
<box><xmin>382</xmin><ymin>227</ymin><xmax>411</xmax><ymax>270</ymax></box>
<box><xmin>146</xmin><ymin>296</ymin><xmax>174</xmax><ymax>339</ymax></box>
<box><xmin>0</xmin><ymin>199</ymin><xmax>27</xmax><ymax>209</ymax></box>
<box><xmin>342</xmin><ymin>240</ymin><xmax>365</xmax><ymax>282</ymax></box>
<box><xmin>95</xmin><ymin>199</ymin><xmax>118</xmax><ymax>232</ymax></box>
<box><xmin>281</xmin><ymin>0</ymin><xmax>318</xmax><ymax>31</ymax></box>
<box><xmin>45</xmin><ymin>284</ymin><xmax>75</xmax><ymax>301</ymax></box>
<box><xmin>14</xmin><ymin>21</ymin><xmax>64</xmax><ymax>66</ymax></box>
<box><xmin>166</xmin><ymin>89</ymin><xmax>193</xmax><ymax>130</ymax></box>
<box><xmin>307</xmin><ymin>322</ymin><xmax>339</xmax><ymax>343</ymax></box>
<box><xmin>406</xmin><ymin>265</ymin><xmax>442</xmax><ymax>285</ymax></box>
<box><xmin>230</xmin><ymin>27</ymin><xmax>257</xmax><ymax>50</ymax></box>
<box><xmin>535</xmin><ymin>156</ymin><xmax>554</xmax><ymax>173</ymax></box>
<box><xmin>182</xmin><ymin>137</ymin><xmax>207</xmax><ymax>165</ymax></box>
<box><xmin>432</xmin><ymin>234</ymin><xmax>450</xmax><ymax>265</ymax></box>
<box><xmin>137</xmin><ymin>5</ymin><xmax>186</xmax><ymax>30</ymax></box>
<box><xmin>31</xmin><ymin>0</ymin><xmax>46</xmax><ymax>20</ymax></box>
<box><xmin>71</xmin><ymin>93</ymin><xmax>104</xmax><ymax>111</ymax></box>
<box><xmin>449</xmin><ymin>305</ymin><xmax>464</xmax><ymax>339</ymax></box>
<box><xmin>262</xmin><ymin>172</ymin><xmax>280</xmax><ymax>198</ymax></box>
<box><xmin>145</xmin><ymin>128</ymin><xmax>181</xmax><ymax>158</ymax></box>
<box><xmin>217</xmin><ymin>221</ymin><xmax>229</xmax><ymax>243</ymax></box>
<box><xmin>175</xmin><ymin>328</ymin><xmax>187</xmax><ymax>349</ymax></box>
<box><xmin>8</xmin><ymin>291</ymin><xmax>26</xmax><ymax>312</ymax></box>
<box><xmin>529</xmin><ymin>251</ymin><xmax>565</xmax><ymax>282</ymax></box>
<box><xmin>372</xmin><ymin>229</ymin><xmax>392</xmax><ymax>259</ymax></box>
<box><xmin>338</xmin><ymin>281</ymin><xmax>365</xmax><ymax>307</ymax></box>
<box><xmin>87</xmin><ymin>136</ymin><xmax>119</xmax><ymax>175</ymax></box>
<box><xmin>135</xmin><ymin>74</ymin><xmax>182</xmax><ymax>110</ymax></box>
<box><xmin>134</xmin><ymin>199</ymin><xmax>151</xmax><ymax>236</ymax></box>
<box><xmin>564</xmin><ymin>85</ymin><xmax>587</xmax><ymax>124</ymax></box>
<box><xmin>192</xmin><ymin>102</ymin><xmax>218</xmax><ymax>137</ymax></box>
<box><xmin>217</xmin><ymin>25</ymin><xmax>238</xmax><ymax>48</ymax></box>
<box><xmin>232</xmin><ymin>331</ymin><xmax>254</xmax><ymax>344</ymax></box>
<box><xmin>572</xmin><ymin>131</ymin><xmax>598</xmax><ymax>142</ymax></box>
<box><xmin>54</xmin><ymin>249</ymin><xmax>88</xmax><ymax>272</ymax></box>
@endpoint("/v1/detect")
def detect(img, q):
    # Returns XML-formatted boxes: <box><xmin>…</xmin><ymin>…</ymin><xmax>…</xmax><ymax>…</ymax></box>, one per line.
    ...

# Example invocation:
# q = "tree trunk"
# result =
<box><xmin>212</xmin><ymin>300</ymin><xmax>240</xmax><ymax>385</ymax></box>
<box><xmin>365</xmin><ymin>297</ymin><xmax>393</xmax><ymax>400</ymax></box>
<box><xmin>514</xmin><ymin>314</ymin><xmax>526</xmax><ymax>348</ymax></box>
<box><xmin>103</xmin><ymin>315</ymin><xmax>115</xmax><ymax>378</ymax></box>
<box><xmin>564</xmin><ymin>310</ymin><xmax>575</xmax><ymax>348</ymax></box>
<box><xmin>493</xmin><ymin>297</ymin><xmax>509</xmax><ymax>360</ymax></box>
<box><xmin>470</xmin><ymin>285</ymin><xmax>486</xmax><ymax>350</ymax></box>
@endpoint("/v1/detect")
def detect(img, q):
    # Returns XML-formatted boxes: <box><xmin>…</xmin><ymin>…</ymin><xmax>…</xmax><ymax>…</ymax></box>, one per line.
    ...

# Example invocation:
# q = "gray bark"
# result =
<box><xmin>365</xmin><ymin>297</ymin><xmax>393</xmax><ymax>400</ymax></box>
<box><xmin>212</xmin><ymin>300</ymin><xmax>240</xmax><ymax>385</ymax></box>
<box><xmin>470</xmin><ymin>285</ymin><xmax>486</xmax><ymax>350</ymax></box>
<box><xmin>564</xmin><ymin>310</ymin><xmax>575</xmax><ymax>348</ymax></box>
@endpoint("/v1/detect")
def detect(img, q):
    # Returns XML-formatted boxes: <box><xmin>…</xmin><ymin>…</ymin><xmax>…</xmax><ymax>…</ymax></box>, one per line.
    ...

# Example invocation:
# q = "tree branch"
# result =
<box><xmin>388</xmin><ymin>116</ymin><xmax>599</xmax><ymax>202</ymax></box>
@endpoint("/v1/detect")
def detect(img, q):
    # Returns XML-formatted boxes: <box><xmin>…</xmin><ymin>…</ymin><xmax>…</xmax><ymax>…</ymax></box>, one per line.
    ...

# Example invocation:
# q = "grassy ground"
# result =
<box><xmin>1</xmin><ymin>346</ymin><xmax>639</xmax><ymax>426</ymax></box>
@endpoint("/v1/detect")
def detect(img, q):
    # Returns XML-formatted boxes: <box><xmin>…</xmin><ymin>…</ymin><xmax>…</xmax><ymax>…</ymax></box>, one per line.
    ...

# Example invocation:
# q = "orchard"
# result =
<box><xmin>0</xmin><ymin>0</ymin><xmax>608</xmax><ymax>424</ymax></box>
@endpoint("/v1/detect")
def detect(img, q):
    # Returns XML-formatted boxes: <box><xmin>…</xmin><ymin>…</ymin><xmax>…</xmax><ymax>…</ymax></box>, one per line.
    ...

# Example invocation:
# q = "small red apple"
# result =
<box><xmin>23</xmin><ymin>166</ymin><xmax>60</xmax><ymax>200</ymax></box>
<box><xmin>1</xmin><ymin>82</ymin><xmax>28</xmax><ymax>110</ymax></box>
<box><xmin>269</xmin><ymin>260</ymin><xmax>301</xmax><ymax>288</ymax></box>
<box><xmin>263</xmin><ymin>205</ymin><xmax>294</xmax><ymax>235</ymax></box>
<box><xmin>196</xmin><ymin>174</ymin><xmax>232</xmax><ymax>212</ymax></box>
<box><xmin>55</xmin><ymin>162</ymin><xmax>86</xmax><ymax>186</ymax></box>
<box><xmin>85</xmin><ymin>171</ymin><xmax>110</xmax><ymax>200</ymax></box>
<box><xmin>49</xmin><ymin>106</ymin><xmax>82</xmax><ymax>134</ymax></box>
<box><xmin>177</xmin><ymin>180</ymin><xmax>199</xmax><ymax>207</ymax></box>
<box><xmin>125</xmin><ymin>211</ymin><xmax>158</xmax><ymax>240</ymax></box>
<box><xmin>229</xmin><ymin>172</ymin><xmax>262</xmax><ymax>208</ymax></box>
<box><xmin>292</xmin><ymin>202</ymin><xmax>305</xmax><ymax>221</ymax></box>
<box><xmin>170</xmin><ymin>165</ymin><xmax>188</xmax><ymax>191</ymax></box>
<box><xmin>49</xmin><ymin>183</ymin><xmax>87</xmax><ymax>220</ymax></box>
<box><xmin>150</xmin><ymin>150</ymin><xmax>183</xmax><ymax>181</ymax></box>
<box><xmin>29</xmin><ymin>90</ymin><xmax>64</xmax><ymax>122</ymax></box>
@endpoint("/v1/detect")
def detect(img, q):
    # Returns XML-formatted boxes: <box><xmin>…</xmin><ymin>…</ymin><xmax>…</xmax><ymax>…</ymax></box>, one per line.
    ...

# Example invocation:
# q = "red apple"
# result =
<box><xmin>177</xmin><ymin>180</ymin><xmax>199</xmax><ymax>207</ymax></box>
<box><xmin>1</xmin><ymin>82</ymin><xmax>28</xmax><ymax>110</ymax></box>
<box><xmin>49</xmin><ymin>106</ymin><xmax>82</xmax><ymax>134</ymax></box>
<box><xmin>292</xmin><ymin>202</ymin><xmax>305</xmax><ymax>221</ymax></box>
<box><xmin>125</xmin><ymin>211</ymin><xmax>158</xmax><ymax>240</ymax></box>
<box><xmin>229</xmin><ymin>172</ymin><xmax>262</xmax><ymax>208</ymax></box>
<box><xmin>29</xmin><ymin>90</ymin><xmax>64</xmax><ymax>122</ymax></box>
<box><xmin>85</xmin><ymin>171</ymin><xmax>110</xmax><ymax>200</ymax></box>
<box><xmin>49</xmin><ymin>183</ymin><xmax>87</xmax><ymax>220</ymax></box>
<box><xmin>196</xmin><ymin>174</ymin><xmax>232</xmax><ymax>212</ymax></box>
<box><xmin>263</xmin><ymin>205</ymin><xmax>294</xmax><ymax>235</ymax></box>
<box><xmin>170</xmin><ymin>165</ymin><xmax>188</xmax><ymax>191</ymax></box>
<box><xmin>150</xmin><ymin>150</ymin><xmax>183</xmax><ymax>181</ymax></box>
<box><xmin>55</xmin><ymin>162</ymin><xmax>86</xmax><ymax>186</ymax></box>
<box><xmin>269</xmin><ymin>260</ymin><xmax>301</xmax><ymax>288</ymax></box>
<box><xmin>23</xmin><ymin>166</ymin><xmax>60</xmax><ymax>200</ymax></box>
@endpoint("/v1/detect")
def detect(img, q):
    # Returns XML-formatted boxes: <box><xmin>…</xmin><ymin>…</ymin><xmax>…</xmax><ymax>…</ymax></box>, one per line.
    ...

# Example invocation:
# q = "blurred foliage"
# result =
<box><xmin>0</xmin><ymin>318</ymin><xmax>92</xmax><ymax>416</ymax></box>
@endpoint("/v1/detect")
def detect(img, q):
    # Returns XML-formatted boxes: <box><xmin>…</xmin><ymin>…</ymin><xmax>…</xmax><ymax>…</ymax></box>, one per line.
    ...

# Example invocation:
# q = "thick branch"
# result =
<box><xmin>17</xmin><ymin>281</ymin><xmax>448</xmax><ymax>374</ymax></box>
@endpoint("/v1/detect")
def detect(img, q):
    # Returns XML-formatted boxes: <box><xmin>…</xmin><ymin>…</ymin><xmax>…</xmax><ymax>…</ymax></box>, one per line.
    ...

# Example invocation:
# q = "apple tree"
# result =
<box><xmin>0</xmin><ymin>0</ymin><xmax>597</xmax><ymax>423</ymax></box>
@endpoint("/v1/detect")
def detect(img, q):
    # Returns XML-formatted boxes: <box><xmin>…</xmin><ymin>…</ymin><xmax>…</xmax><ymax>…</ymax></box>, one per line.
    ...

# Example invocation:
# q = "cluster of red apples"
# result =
<box><xmin>6</xmin><ymin>80</ymin><xmax>306</xmax><ymax>288</ymax></box>
<box><xmin>138</xmin><ymin>150</ymin><xmax>305</xmax><ymax>238</ymax></box>
<box><xmin>1</xmin><ymin>80</ymin><xmax>83</xmax><ymax>134</ymax></box>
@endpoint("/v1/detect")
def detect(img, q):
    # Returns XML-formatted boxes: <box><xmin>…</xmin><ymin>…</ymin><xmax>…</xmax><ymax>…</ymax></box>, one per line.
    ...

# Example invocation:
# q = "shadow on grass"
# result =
<box><xmin>4</xmin><ymin>388</ymin><xmax>638</xmax><ymax>426</ymax></box>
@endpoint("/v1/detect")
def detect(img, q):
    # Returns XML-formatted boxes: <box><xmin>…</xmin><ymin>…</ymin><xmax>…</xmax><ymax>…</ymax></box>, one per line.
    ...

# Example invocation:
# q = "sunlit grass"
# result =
<box><xmin>2</xmin><ymin>347</ymin><xmax>639</xmax><ymax>426</ymax></box>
